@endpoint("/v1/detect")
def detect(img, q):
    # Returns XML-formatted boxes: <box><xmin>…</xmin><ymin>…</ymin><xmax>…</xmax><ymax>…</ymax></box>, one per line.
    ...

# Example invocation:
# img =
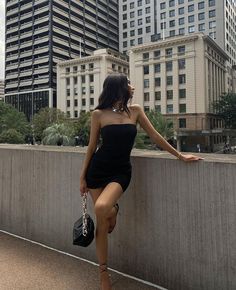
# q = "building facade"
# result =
<box><xmin>5</xmin><ymin>0</ymin><xmax>119</xmax><ymax>120</ymax></box>
<box><xmin>0</xmin><ymin>80</ymin><xmax>4</xmax><ymax>101</ymax></box>
<box><xmin>129</xmin><ymin>33</ymin><xmax>228</xmax><ymax>152</ymax></box>
<box><xmin>57</xmin><ymin>49</ymin><xmax>129</xmax><ymax>118</ymax></box>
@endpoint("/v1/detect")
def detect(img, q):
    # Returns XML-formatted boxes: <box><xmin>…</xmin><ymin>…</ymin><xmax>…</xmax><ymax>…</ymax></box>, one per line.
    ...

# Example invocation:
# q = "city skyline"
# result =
<box><xmin>0</xmin><ymin>1</ymin><xmax>5</xmax><ymax>79</ymax></box>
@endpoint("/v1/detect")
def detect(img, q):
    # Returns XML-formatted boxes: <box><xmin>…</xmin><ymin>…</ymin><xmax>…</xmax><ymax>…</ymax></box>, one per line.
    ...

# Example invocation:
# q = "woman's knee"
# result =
<box><xmin>94</xmin><ymin>201</ymin><xmax>110</xmax><ymax>219</ymax></box>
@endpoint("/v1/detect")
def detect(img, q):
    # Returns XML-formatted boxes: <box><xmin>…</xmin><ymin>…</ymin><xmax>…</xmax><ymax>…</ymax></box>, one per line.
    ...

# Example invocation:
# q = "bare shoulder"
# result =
<box><xmin>129</xmin><ymin>103</ymin><xmax>142</xmax><ymax>113</ymax></box>
<box><xmin>91</xmin><ymin>109</ymin><xmax>102</xmax><ymax>118</ymax></box>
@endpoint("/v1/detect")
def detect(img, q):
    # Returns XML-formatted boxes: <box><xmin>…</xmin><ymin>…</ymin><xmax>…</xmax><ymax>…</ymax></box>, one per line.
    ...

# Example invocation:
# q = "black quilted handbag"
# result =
<box><xmin>73</xmin><ymin>193</ymin><xmax>95</xmax><ymax>247</ymax></box>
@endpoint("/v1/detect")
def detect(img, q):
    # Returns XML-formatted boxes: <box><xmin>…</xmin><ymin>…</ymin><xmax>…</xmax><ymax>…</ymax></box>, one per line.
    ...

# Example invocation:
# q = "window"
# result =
<box><xmin>138</xmin><ymin>28</ymin><xmax>143</xmax><ymax>35</ymax></box>
<box><xmin>179</xmin><ymin>17</ymin><xmax>184</xmax><ymax>25</ymax></box>
<box><xmin>209</xmin><ymin>10</ymin><xmax>216</xmax><ymax>18</ymax></box>
<box><xmin>81</xmin><ymin>64</ymin><xmax>85</xmax><ymax>71</ymax></box>
<box><xmin>146</xmin><ymin>7</ymin><xmax>150</xmax><ymax>13</ymax></box>
<box><xmin>209</xmin><ymin>21</ymin><xmax>216</xmax><ymax>29</ymax></box>
<box><xmin>166</xmin><ymin>61</ymin><xmax>173</xmax><ymax>71</ymax></box>
<box><xmin>82</xmin><ymin>99</ymin><xmax>86</xmax><ymax>106</ymax></box>
<box><xmin>143</xmin><ymin>66</ymin><xmax>149</xmax><ymax>75</ymax></box>
<box><xmin>198</xmin><ymin>12</ymin><xmax>205</xmax><ymax>20</ymax></box>
<box><xmin>170</xmin><ymin>30</ymin><xmax>175</xmax><ymax>36</ymax></box>
<box><xmin>179</xmin><ymin>104</ymin><xmax>186</xmax><ymax>113</ymax></box>
<box><xmin>146</xmin><ymin>16</ymin><xmax>151</xmax><ymax>23</ymax></box>
<box><xmin>73</xmin><ymin>77</ymin><xmax>77</xmax><ymax>85</ymax></box>
<box><xmin>123</xmin><ymin>4</ymin><xmax>127</xmax><ymax>11</ymax></box>
<box><xmin>178</xmin><ymin>0</ymin><xmax>184</xmax><ymax>3</ymax></box>
<box><xmin>209</xmin><ymin>0</ymin><xmax>215</xmax><ymax>7</ymax></box>
<box><xmin>82</xmin><ymin>87</ymin><xmax>86</xmax><ymax>95</ymax></box>
<box><xmin>89</xmin><ymin>74</ymin><xmax>94</xmax><ymax>82</ymax></box>
<box><xmin>73</xmin><ymin>66</ymin><xmax>77</xmax><ymax>73</ymax></box>
<box><xmin>130</xmin><ymin>11</ymin><xmax>135</xmax><ymax>18</ymax></box>
<box><xmin>130</xmin><ymin>39</ymin><xmax>135</xmax><ymax>46</ymax></box>
<box><xmin>138</xmin><ymin>9</ymin><xmax>142</xmax><ymax>16</ymax></box>
<box><xmin>74</xmin><ymin>88</ymin><xmax>78</xmax><ymax>96</ymax></box>
<box><xmin>130</xmin><ymin>30</ymin><xmax>135</xmax><ymax>36</ymax></box>
<box><xmin>138</xmin><ymin>0</ymin><xmax>142</xmax><ymax>6</ymax></box>
<box><xmin>90</xmin><ymin>86</ymin><xmax>94</xmax><ymax>94</ymax></box>
<box><xmin>198</xmin><ymin>1</ymin><xmax>204</xmax><ymax>9</ymax></box>
<box><xmin>179</xmin><ymin>118</ymin><xmax>186</xmax><ymax>128</ymax></box>
<box><xmin>165</xmin><ymin>48</ymin><xmax>173</xmax><ymax>57</ymax></box>
<box><xmin>123</xmin><ymin>14</ymin><xmax>127</xmax><ymax>20</ymax></box>
<box><xmin>179</xmin><ymin>74</ymin><xmax>186</xmax><ymax>84</ymax></box>
<box><xmin>123</xmin><ymin>23</ymin><xmax>127</xmax><ymax>29</ymax></box>
<box><xmin>154</xmin><ymin>50</ymin><xmax>161</xmax><ymax>59</ymax></box>
<box><xmin>146</xmin><ymin>26</ymin><xmax>151</xmax><ymax>33</ymax></box>
<box><xmin>155</xmin><ymin>105</ymin><xmax>161</xmax><ymax>113</ymax></box>
<box><xmin>169</xmin><ymin>0</ymin><xmax>175</xmax><ymax>7</ymax></box>
<box><xmin>90</xmin><ymin>98</ymin><xmax>94</xmax><ymax>105</ymax></box>
<box><xmin>178</xmin><ymin>45</ymin><xmax>185</xmax><ymax>54</ymax></box>
<box><xmin>167</xmin><ymin>90</ymin><xmax>173</xmax><ymax>99</ymax></box>
<box><xmin>154</xmin><ymin>63</ymin><xmax>161</xmax><ymax>73</ymax></box>
<box><xmin>66</xmin><ymin>89</ymin><xmax>70</xmax><ymax>96</ymax></box>
<box><xmin>66</xmin><ymin>78</ymin><xmax>70</xmax><ymax>86</ymax></box>
<box><xmin>144</xmin><ymin>106</ymin><xmax>150</xmax><ymax>112</ymax></box>
<box><xmin>130</xmin><ymin>2</ymin><xmax>134</xmax><ymax>9</ymax></box>
<box><xmin>179</xmin><ymin>28</ymin><xmax>185</xmax><ymax>35</ymax></box>
<box><xmin>170</xmin><ymin>20</ymin><xmax>175</xmax><ymax>27</ymax></box>
<box><xmin>123</xmin><ymin>41</ymin><xmax>127</xmax><ymax>48</ymax></box>
<box><xmin>160</xmin><ymin>2</ymin><xmax>166</xmax><ymax>9</ymax></box>
<box><xmin>143</xmin><ymin>52</ymin><xmax>149</xmax><ymax>60</ymax></box>
<box><xmin>81</xmin><ymin>75</ymin><xmax>85</xmax><ymax>83</ymax></box>
<box><xmin>74</xmin><ymin>99</ymin><xmax>78</xmax><ymax>106</ymax></box>
<box><xmin>167</xmin><ymin>104</ymin><xmax>173</xmax><ymax>113</ymax></box>
<box><xmin>199</xmin><ymin>23</ymin><xmax>205</xmax><ymax>31</ymax></box>
<box><xmin>130</xmin><ymin>20</ymin><xmax>135</xmax><ymax>27</ymax></box>
<box><xmin>144</xmin><ymin>79</ymin><xmax>149</xmax><ymax>88</ymax></box>
<box><xmin>155</xmin><ymin>77</ymin><xmax>161</xmax><ymax>86</ymax></box>
<box><xmin>74</xmin><ymin>111</ymin><xmax>78</xmax><ymax>118</ymax></box>
<box><xmin>123</xmin><ymin>32</ymin><xmax>127</xmax><ymax>38</ymax></box>
<box><xmin>188</xmin><ymin>4</ymin><xmax>194</xmax><ymax>12</ymax></box>
<box><xmin>188</xmin><ymin>25</ymin><xmax>195</xmax><ymax>33</ymax></box>
<box><xmin>179</xmin><ymin>7</ymin><xmax>184</xmax><ymax>15</ymax></box>
<box><xmin>155</xmin><ymin>91</ymin><xmax>161</xmax><ymax>100</ymax></box>
<box><xmin>169</xmin><ymin>10</ymin><xmax>175</xmax><ymax>17</ymax></box>
<box><xmin>179</xmin><ymin>88</ymin><xmax>186</xmax><ymax>98</ymax></box>
<box><xmin>146</xmin><ymin>0</ymin><xmax>150</xmax><ymax>3</ymax></box>
<box><xmin>144</xmin><ymin>92</ymin><xmax>150</xmax><ymax>101</ymax></box>
<box><xmin>166</xmin><ymin>76</ymin><xmax>173</xmax><ymax>85</ymax></box>
<box><xmin>178</xmin><ymin>59</ymin><xmax>185</xmax><ymax>69</ymax></box>
<box><xmin>161</xmin><ymin>22</ymin><xmax>166</xmax><ymax>29</ymax></box>
<box><xmin>161</xmin><ymin>12</ymin><xmax>166</xmax><ymax>19</ymax></box>
<box><xmin>188</xmin><ymin>15</ymin><xmax>194</xmax><ymax>23</ymax></box>
<box><xmin>67</xmin><ymin>100</ymin><xmax>70</xmax><ymax>107</ymax></box>
<box><xmin>138</xmin><ymin>38</ymin><xmax>143</xmax><ymax>44</ymax></box>
<box><xmin>138</xmin><ymin>19</ymin><xmax>142</xmax><ymax>25</ymax></box>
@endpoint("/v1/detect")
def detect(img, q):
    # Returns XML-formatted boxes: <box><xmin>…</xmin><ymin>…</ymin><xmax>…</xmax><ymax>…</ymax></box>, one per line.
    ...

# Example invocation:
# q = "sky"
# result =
<box><xmin>0</xmin><ymin>1</ymin><xmax>5</xmax><ymax>80</ymax></box>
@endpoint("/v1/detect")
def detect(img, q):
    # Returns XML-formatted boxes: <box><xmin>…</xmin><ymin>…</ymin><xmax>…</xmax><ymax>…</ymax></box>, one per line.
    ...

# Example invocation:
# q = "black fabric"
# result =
<box><xmin>86</xmin><ymin>123</ymin><xmax>137</xmax><ymax>192</ymax></box>
<box><xmin>73</xmin><ymin>214</ymin><xmax>95</xmax><ymax>247</ymax></box>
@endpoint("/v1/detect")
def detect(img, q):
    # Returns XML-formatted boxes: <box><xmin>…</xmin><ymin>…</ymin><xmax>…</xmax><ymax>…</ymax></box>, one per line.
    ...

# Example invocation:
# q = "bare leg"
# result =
<box><xmin>89</xmin><ymin>183</ymin><xmax>123</xmax><ymax>290</ymax></box>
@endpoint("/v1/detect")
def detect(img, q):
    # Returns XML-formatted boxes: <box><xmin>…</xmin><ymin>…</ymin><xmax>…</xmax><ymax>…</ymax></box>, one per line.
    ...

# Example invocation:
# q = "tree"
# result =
<box><xmin>0</xmin><ymin>129</ymin><xmax>25</xmax><ymax>144</ymax></box>
<box><xmin>146</xmin><ymin>109</ymin><xmax>174</xmax><ymax>140</ymax></box>
<box><xmin>213</xmin><ymin>93</ymin><xmax>236</xmax><ymax>129</ymax></box>
<box><xmin>134</xmin><ymin>131</ymin><xmax>148</xmax><ymax>149</ymax></box>
<box><xmin>42</xmin><ymin>123</ymin><xmax>75</xmax><ymax>146</ymax></box>
<box><xmin>32</xmin><ymin>108</ymin><xmax>67</xmax><ymax>141</ymax></box>
<box><xmin>0</xmin><ymin>102</ymin><xmax>30</xmax><ymax>143</ymax></box>
<box><xmin>74</xmin><ymin>111</ymin><xmax>91</xmax><ymax>146</ymax></box>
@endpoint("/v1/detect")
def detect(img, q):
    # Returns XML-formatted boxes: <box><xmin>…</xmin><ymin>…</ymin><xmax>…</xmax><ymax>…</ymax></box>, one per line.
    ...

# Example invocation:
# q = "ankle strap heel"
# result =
<box><xmin>99</xmin><ymin>263</ymin><xmax>108</xmax><ymax>273</ymax></box>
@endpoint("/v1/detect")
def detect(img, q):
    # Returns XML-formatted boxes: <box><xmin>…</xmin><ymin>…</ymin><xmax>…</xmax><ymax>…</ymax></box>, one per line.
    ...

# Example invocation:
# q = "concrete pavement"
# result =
<box><xmin>0</xmin><ymin>231</ymin><xmax>160</xmax><ymax>290</ymax></box>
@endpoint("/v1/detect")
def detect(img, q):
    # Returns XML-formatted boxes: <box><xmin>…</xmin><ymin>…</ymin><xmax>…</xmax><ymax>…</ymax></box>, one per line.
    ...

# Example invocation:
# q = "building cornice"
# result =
<box><xmin>57</xmin><ymin>56</ymin><xmax>103</xmax><ymax>67</ymax></box>
<box><xmin>105</xmin><ymin>55</ymin><xmax>129</xmax><ymax>66</ymax></box>
<box><xmin>203</xmin><ymin>35</ymin><xmax>229</xmax><ymax>60</ymax></box>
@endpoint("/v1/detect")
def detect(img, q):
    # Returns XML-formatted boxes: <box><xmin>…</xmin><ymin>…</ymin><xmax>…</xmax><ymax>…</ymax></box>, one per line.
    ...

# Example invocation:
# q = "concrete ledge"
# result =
<box><xmin>0</xmin><ymin>145</ymin><xmax>236</xmax><ymax>290</ymax></box>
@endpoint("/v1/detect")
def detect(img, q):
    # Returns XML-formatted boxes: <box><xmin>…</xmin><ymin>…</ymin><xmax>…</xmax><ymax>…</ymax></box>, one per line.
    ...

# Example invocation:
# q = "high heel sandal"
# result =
<box><xmin>108</xmin><ymin>203</ymin><xmax>119</xmax><ymax>234</ymax></box>
<box><xmin>99</xmin><ymin>263</ymin><xmax>111</xmax><ymax>290</ymax></box>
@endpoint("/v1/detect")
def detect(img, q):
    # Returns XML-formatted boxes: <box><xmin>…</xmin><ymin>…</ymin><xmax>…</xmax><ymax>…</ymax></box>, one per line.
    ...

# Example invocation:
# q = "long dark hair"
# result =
<box><xmin>95</xmin><ymin>73</ymin><xmax>132</xmax><ymax>116</ymax></box>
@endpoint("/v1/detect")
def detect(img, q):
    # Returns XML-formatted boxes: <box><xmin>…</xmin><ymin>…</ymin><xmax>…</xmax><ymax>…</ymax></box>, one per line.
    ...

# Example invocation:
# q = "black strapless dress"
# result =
<box><xmin>85</xmin><ymin>123</ymin><xmax>137</xmax><ymax>192</ymax></box>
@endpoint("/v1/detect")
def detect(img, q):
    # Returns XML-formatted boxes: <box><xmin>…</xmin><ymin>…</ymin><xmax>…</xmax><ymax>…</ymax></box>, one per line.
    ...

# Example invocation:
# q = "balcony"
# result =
<box><xmin>34</xmin><ymin>67</ymin><xmax>49</xmax><ymax>74</ymax></box>
<box><xmin>20</xmin><ymin>70</ymin><xmax>33</xmax><ymax>77</ymax></box>
<box><xmin>34</xmin><ymin>16</ymin><xmax>49</xmax><ymax>25</ymax></box>
<box><xmin>34</xmin><ymin>36</ymin><xmax>49</xmax><ymax>45</ymax></box>
<box><xmin>34</xmin><ymin>77</ymin><xmax>49</xmax><ymax>84</ymax></box>
<box><xmin>34</xmin><ymin>57</ymin><xmax>49</xmax><ymax>65</ymax></box>
<box><xmin>0</xmin><ymin>146</ymin><xmax>235</xmax><ymax>290</ymax></box>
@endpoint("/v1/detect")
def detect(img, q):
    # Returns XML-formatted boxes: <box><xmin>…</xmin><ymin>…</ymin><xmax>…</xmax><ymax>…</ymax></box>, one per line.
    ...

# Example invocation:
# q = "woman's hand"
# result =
<box><xmin>80</xmin><ymin>177</ymin><xmax>88</xmax><ymax>196</ymax></box>
<box><xmin>179</xmin><ymin>153</ymin><xmax>204</xmax><ymax>162</ymax></box>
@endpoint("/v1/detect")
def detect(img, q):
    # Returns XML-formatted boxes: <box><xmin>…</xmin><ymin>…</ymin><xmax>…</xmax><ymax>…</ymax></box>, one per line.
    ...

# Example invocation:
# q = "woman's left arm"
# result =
<box><xmin>135</xmin><ymin>104</ymin><xmax>203</xmax><ymax>162</ymax></box>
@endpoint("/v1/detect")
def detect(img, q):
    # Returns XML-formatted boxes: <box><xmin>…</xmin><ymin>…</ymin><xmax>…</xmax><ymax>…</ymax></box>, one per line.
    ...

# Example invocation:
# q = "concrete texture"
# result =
<box><xmin>0</xmin><ymin>231</ymin><xmax>157</xmax><ymax>290</ymax></box>
<box><xmin>1</xmin><ymin>145</ymin><xmax>236</xmax><ymax>290</ymax></box>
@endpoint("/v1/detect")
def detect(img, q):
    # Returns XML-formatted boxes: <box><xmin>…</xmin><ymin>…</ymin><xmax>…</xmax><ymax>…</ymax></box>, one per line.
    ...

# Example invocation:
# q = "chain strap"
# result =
<box><xmin>82</xmin><ymin>192</ymin><xmax>88</xmax><ymax>236</ymax></box>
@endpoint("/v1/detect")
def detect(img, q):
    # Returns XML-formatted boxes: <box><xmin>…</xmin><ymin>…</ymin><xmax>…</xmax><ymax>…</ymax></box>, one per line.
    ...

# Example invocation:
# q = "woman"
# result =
<box><xmin>80</xmin><ymin>73</ymin><xmax>202</xmax><ymax>290</ymax></box>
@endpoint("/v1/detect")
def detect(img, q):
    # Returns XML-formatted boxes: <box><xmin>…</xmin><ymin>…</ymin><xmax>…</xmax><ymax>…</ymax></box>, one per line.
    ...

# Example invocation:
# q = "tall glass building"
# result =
<box><xmin>5</xmin><ymin>0</ymin><xmax>119</xmax><ymax>120</ymax></box>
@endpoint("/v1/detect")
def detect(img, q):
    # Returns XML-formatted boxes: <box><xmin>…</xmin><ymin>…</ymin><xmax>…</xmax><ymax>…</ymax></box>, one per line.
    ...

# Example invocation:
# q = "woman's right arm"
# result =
<box><xmin>79</xmin><ymin>110</ymin><xmax>101</xmax><ymax>194</ymax></box>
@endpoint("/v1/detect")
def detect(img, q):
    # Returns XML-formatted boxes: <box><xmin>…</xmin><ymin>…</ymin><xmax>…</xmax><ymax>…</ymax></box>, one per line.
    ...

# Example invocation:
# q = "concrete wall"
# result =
<box><xmin>0</xmin><ymin>145</ymin><xmax>236</xmax><ymax>290</ymax></box>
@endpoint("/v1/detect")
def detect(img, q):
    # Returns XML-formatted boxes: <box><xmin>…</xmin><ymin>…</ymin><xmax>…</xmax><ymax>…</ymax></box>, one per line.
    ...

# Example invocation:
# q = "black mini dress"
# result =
<box><xmin>85</xmin><ymin>123</ymin><xmax>137</xmax><ymax>192</ymax></box>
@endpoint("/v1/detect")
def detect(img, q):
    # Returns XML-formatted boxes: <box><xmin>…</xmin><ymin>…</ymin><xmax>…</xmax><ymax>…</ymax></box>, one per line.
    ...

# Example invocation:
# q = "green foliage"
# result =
<box><xmin>213</xmin><ymin>93</ymin><xmax>236</xmax><ymax>129</ymax></box>
<box><xmin>134</xmin><ymin>131</ymin><xmax>149</xmax><ymax>149</ymax></box>
<box><xmin>74</xmin><ymin>111</ymin><xmax>91</xmax><ymax>146</ymax></box>
<box><xmin>42</xmin><ymin>123</ymin><xmax>75</xmax><ymax>146</ymax></box>
<box><xmin>146</xmin><ymin>109</ymin><xmax>174</xmax><ymax>140</ymax></box>
<box><xmin>32</xmin><ymin>108</ymin><xmax>67</xmax><ymax>141</ymax></box>
<box><xmin>0</xmin><ymin>129</ymin><xmax>25</xmax><ymax>144</ymax></box>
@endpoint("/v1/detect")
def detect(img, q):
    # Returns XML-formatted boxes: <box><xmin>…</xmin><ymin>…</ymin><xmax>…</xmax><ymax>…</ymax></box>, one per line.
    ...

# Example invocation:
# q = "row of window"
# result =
<box><xmin>144</xmin><ymin>104</ymin><xmax>186</xmax><ymax>114</ymax></box>
<box><xmin>66</xmin><ymin>75</ymin><xmax>94</xmax><ymax>85</ymax></box>
<box><xmin>160</xmin><ymin>0</ymin><xmax>215</xmax><ymax>9</ymax></box>
<box><xmin>160</xmin><ymin>20</ymin><xmax>216</xmax><ymax>30</ymax></box>
<box><xmin>123</xmin><ymin>6</ymin><xmax>150</xmax><ymax>19</ymax></box>
<box><xmin>144</xmin><ymin>74</ymin><xmax>186</xmax><ymax>88</ymax></box>
<box><xmin>123</xmin><ymin>16</ymin><xmax>151</xmax><ymax>29</ymax></box>
<box><xmin>65</xmin><ymin>64</ymin><xmax>94</xmax><ymax>73</ymax></box>
<box><xmin>66</xmin><ymin>86</ymin><xmax>94</xmax><ymax>96</ymax></box>
<box><xmin>144</xmin><ymin>88</ymin><xmax>186</xmax><ymax>101</ymax></box>
<box><xmin>144</xmin><ymin>59</ymin><xmax>186</xmax><ymax>74</ymax></box>
<box><xmin>122</xmin><ymin>0</ymin><xmax>150</xmax><ymax>10</ymax></box>
<box><xmin>161</xmin><ymin>10</ymin><xmax>216</xmax><ymax>20</ymax></box>
<box><xmin>123</xmin><ymin>26</ymin><xmax>151</xmax><ymax>39</ymax></box>
<box><xmin>66</xmin><ymin>98</ymin><xmax>94</xmax><ymax>108</ymax></box>
<box><xmin>143</xmin><ymin>46</ymin><xmax>185</xmax><ymax>60</ymax></box>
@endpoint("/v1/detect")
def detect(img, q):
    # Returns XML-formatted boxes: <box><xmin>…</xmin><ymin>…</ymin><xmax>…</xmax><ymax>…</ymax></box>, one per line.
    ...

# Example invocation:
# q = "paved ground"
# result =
<box><xmin>0</xmin><ymin>232</ymin><xmax>159</xmax><ymax>290</ymax></box>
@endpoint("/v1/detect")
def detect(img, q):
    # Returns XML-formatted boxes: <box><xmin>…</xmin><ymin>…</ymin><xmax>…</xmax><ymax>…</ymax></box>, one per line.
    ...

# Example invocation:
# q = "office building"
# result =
<box><xmin>5</xmin><ymin>0</ymin><xmax>119</xmax><ymax>120</ymax></box>
<box><xmin>57</xmin><ymin>49</ymin><xmax>129</xmax><ymax>118</ymax></box>
<box><xmin>0</xmin><ymin>80</ymin><xmax>4</xmax><ymax>101</ymax></box>
<box><xmin>129</xmin><ymin>33</ymin><xmax>228</xmax><ymax>152</ymax></box>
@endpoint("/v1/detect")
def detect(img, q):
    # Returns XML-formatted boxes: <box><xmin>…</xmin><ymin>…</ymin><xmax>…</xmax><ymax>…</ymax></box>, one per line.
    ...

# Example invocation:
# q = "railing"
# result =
<box><xmin>0</xmin><ymin>146</ymin><xmax>235</xmax><ymax>290</ymax></box>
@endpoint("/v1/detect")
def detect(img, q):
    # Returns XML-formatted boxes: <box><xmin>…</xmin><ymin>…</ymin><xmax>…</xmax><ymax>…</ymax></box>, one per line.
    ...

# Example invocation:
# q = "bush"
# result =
<box><xmin>0</xmin><ymin>129</ymin><xmax>25</xmax><ymax>144</ymax></box>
